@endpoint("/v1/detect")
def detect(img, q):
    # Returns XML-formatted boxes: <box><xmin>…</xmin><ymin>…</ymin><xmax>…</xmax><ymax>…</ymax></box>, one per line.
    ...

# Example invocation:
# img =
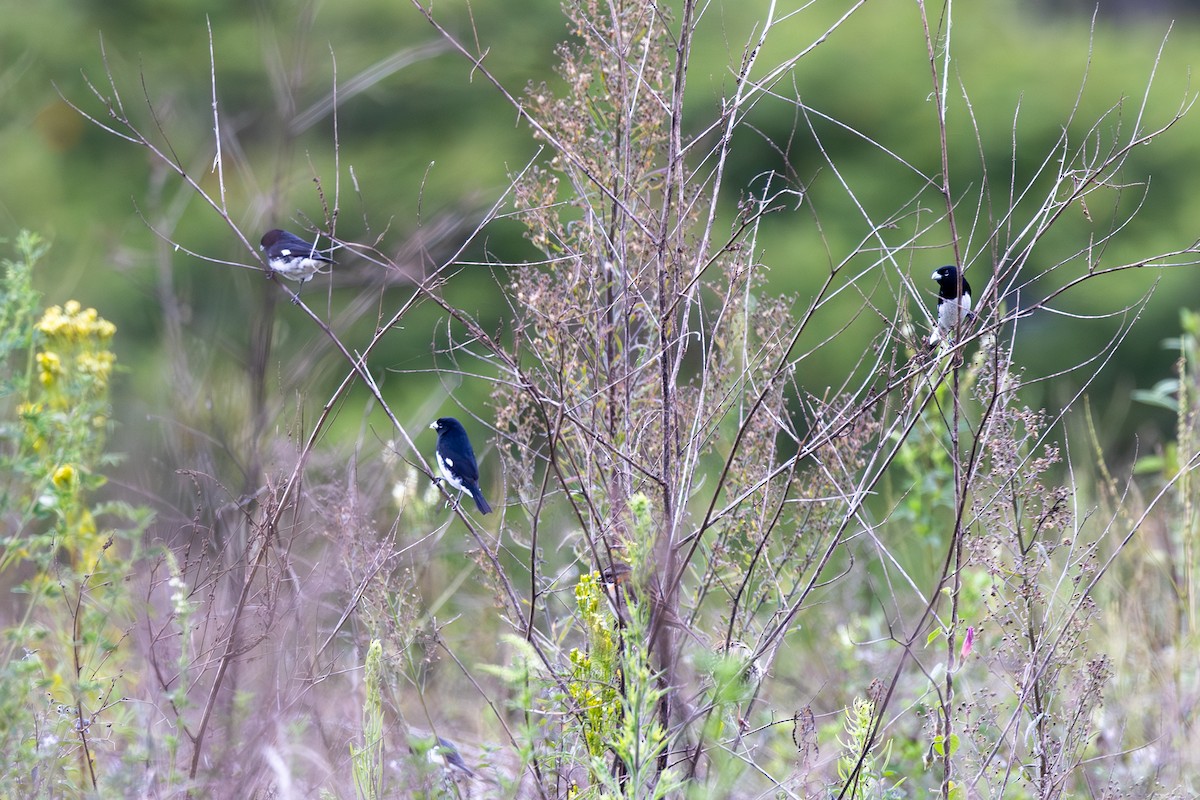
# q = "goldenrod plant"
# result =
<box><xmin>0</xmin><ymin>232</ymin><xmax>149</xmax><ymax>795</ymax></box>
<box><xmin>567</xmin><ymin>571</ymin><xmax>621</xmax><ymax>764</ymax></box>
<box><xmin>835</xmin><ymin>695</ymin><xmax>906</xmax><ymax>800</ymax></box>
<box><xmin>352</xmin><ymin>639</ymin><xmax>385</xmax><ymax>800</ymax></box>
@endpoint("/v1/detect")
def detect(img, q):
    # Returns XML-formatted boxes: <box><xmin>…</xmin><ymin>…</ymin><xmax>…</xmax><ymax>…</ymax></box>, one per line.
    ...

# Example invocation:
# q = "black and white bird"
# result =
<box><xmin>259</xmin><ymin>228</ymin><xmax>335</xmax><ymax>284</ymax></box>
<box><xmin>427</xmin><ymin>736</ymin><xmax>475</xmax><ymax>778</ymax></box>
<box><xmin>928</xmin><ymin>265</ymin><xmax>974</xmax><ymax>349</ymax></box>
<box><xmin>430</xmin><ymin>417</ymin><xmax>492</xmax><ymax>514</ymax></box>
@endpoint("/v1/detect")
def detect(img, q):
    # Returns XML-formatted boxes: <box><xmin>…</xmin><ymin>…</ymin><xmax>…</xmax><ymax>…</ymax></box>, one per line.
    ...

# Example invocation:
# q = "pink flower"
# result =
<box><xmin>961</xmin><ymin>626</ymin><xmax>975</xmax><ymax>660</ymax></box>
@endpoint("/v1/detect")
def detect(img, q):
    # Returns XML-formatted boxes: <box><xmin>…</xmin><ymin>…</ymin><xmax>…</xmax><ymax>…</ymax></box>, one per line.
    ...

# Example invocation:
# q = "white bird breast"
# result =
<box><xmin>938</xmin><ymin>294</ymin><xmax>972</xmax><ymax>332</ymax></box>
<box><xmin>272</xmin><ymin>254</ymin><xmax>328</xmax><ymax>282</ymax></box>
<box><xmin>436</xmin><ymin>452</ymin><xmax>468</xmax><ymax>493</ymax></box>
<box><xmin>929</xmin><ymin>294</ymin><xmax>972</xmax><ymax>346</ymax></box>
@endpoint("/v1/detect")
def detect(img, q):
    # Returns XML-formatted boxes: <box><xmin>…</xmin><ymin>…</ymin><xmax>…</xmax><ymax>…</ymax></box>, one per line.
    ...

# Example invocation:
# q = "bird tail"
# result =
<box><xmin>470</xmin><ymin>484</ymin><xmax>492</xmax><ymax>515</ymax></box>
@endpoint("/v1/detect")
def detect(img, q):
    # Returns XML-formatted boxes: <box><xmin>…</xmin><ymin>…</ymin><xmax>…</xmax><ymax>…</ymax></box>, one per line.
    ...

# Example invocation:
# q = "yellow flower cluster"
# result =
<box><xmin>36</xmin><ymin>351</ymin><xmax>62</xmax><ymax>386</ymax></box>
<box><xmin>36</xmin><ymin>300</ymin><xmax>116</xmax><ymax>342</ymax></box>
<box><xmin>76</xmin><ymin>351</ymin><xmax>116</xmax><ymax>382</ymax></box>
<box><xmin>567</xmin><ymin>569</ymin><xmax>625</xmax><ymax>759</ymax></box>
<box><xmin>33</xmin><ymin>300</ymin><xmax>118</xmax><ymax>395</ymax></box>
<box><xmin>574</xmin><ymin>570</ymin><xmax>601</xmax><ymax>618</ymax></box>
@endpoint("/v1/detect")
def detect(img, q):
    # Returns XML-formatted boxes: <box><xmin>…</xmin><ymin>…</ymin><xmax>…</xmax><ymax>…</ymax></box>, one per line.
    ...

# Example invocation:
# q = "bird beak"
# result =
<box><xmin>428</xmin><ymin>421</ymin><xmax>438</xmax><ymax>431</ymax></box>
<box><xmin>931</xmin><ymin>270</ymin><xmax>940</xmax><ymax>280</ymax></box>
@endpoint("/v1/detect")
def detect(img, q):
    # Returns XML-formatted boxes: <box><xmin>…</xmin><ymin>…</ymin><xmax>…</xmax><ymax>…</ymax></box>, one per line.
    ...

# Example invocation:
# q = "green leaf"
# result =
<box><xmin>1133</xmin><ymin>454</ymin><xmax>1164</xmax><ymax>475</ymax></box>
<box><xmin>1131</xmin><ymin>386</ymin><xmax>1179</xmax><ymax>413</ymax></box>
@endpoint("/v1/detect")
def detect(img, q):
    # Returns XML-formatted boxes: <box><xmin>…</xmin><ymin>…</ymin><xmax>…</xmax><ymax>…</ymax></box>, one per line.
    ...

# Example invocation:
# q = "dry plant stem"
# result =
<box><xmin>916</xmin><ymin>0</ymin><xmax>963</xmax><ymax>271</ymax></box>
<box><xmin>64</xmin><ymin>566</ymin><xmax>99</xmax><ymax>791</ymax></box>
<box><xmin>182</xmin><ymin>296</ymin><xmax>394</xmax><ymax>784</ymax></box>
<box><xmin>648</xmin><ymin>0</ymin><xmax>697</xmax><ymax>757</ymax></box>
<box><xmin>524</xmin><ymin>451</ymin><xmax>555</xmax><ymax>642</ymax></box>
<box><xmin>967</xmin><ymin>446</ymin><xmax>1200</xmax><ymax>792</ymax></box>
<box><xmin>943</xmin><ymin>365</ymin><xmax>964</xmax><ymax>796</ymax></box>
<box><xmin>682</xmin><ymin>367</ymin><xmax>936</xmax><ymax>730</ymax></box>
<box><xmin>914</xmin><ymin>27</ymin><xmax>970</xmax><ymax>785</ymax></box>
<box><xmin>404</xmin><ymin>0</ymin><xmax>806</xmax><ymax>583</ymax></box>
<box><xmin>676</xmin><ymin>266</ymin><xmax>839</xmax><ymax>572</ymax></box>
<box><xmin>206</xmin><ymin>17</ymin><xmax>226</xmax><ymax>211</ymax></box>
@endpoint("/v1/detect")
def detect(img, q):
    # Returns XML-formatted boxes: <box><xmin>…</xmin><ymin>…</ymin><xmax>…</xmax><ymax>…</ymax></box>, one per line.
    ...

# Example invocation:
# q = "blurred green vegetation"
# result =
<box><xmin>0</xmin><ymin>1</ymin><xmax>1197</xmax><ymax>468</ymax></box>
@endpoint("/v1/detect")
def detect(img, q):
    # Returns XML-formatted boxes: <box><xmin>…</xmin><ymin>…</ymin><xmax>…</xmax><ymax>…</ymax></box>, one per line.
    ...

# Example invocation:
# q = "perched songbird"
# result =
<box><xmin>426</xmin><ymin>736</ymin><xmax>475</xmax><ymax>778</ymax></box>
<box><xmin>430</xmin><ymin>417</ymin><xmax>492</xmax><ymax>514</ymax></box>
<box><xmin>259</xmin><ymin>228</ymin><xmax>335</xmax><ymax>284</ymax></box>
<box><xmin>599</xmin><ymin>561</ymin><xmax>636</xmax><ymax>622</ymax></box>
<box><xmin>600</xmin><ymin>562</ymin><xmax>633</xmax><ymax>590</ymax></box>
<box><xmin>928</xmin><ymin>265</ymin><xmax>974</xmax><ymax>349</ymax></box>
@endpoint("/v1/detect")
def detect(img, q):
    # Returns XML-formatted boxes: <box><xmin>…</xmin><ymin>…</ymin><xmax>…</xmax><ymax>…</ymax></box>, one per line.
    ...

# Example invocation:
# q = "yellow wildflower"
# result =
<box><xmin>18</xmin><ymin>402</ymin><xmax>43</xmax><ymax>420</ymax></box>
<box><xmin>52</xmin><ymin>464</ymin><xmax>75</xmax><ymax>489</ymax></box>
<box><xmin>76</xmin><ymin>350</ymin><xmax>116</xmax><ymax>384</ymax></box>
<box><xmin>36</xmin><ymin>301</ymin><xmax>116</xmax><ymax>342</ymax></box>
<box><xmin>37</xmin><ymin>351</ymin><xmax>61</xmax><ymax>371</ymax></box>
<box><xmin>36</xmin><ymin>351</ymin><xmax>62</xmax><ymax>386</ymax></box>
<box><xmin>36</xmin><ymin>305</ymin><xmax>67</xmax><ymax>336</ymax></box>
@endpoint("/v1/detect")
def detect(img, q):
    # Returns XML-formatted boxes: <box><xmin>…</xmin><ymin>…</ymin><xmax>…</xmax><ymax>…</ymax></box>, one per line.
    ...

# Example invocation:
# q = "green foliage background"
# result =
<box><xmin>1</xmin><ymin>0</ymin><xmax>1197</xmax><ymax>461</ymax></box>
